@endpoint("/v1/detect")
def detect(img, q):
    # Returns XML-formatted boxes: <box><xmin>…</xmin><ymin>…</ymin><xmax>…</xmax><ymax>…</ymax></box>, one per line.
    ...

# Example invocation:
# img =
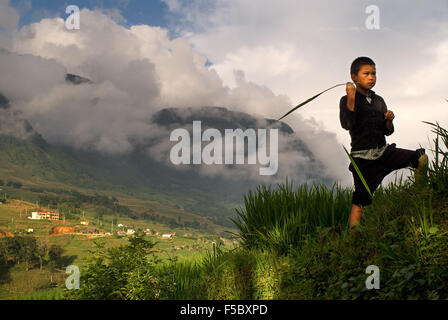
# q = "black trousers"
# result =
<box><xmin>349</xmin><ymin>143</ymin><xmax>422</xmax><ymax>207</ymax></box>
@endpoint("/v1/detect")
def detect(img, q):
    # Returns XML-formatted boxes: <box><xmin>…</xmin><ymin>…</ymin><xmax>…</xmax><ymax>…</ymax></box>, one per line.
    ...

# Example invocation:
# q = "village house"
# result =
<box><xmin>81</xmin><ymin>227</ymin><xmax>97</xmax><ymax>235</ymax></box>
<box><xmin>126</xmin><ymin>229</ymin><xmax>135</xmax><ymax>235</ymax></box>
<box><xmin>29</xmin><ymin>211</ymin><xmax>60</xmax><ymax>221</ymax></box>
<box><xmin>80</xmin><ymin>219</ymin><xmax>89</xmax><ymax>225</ymax></box>
<box><xmin>0</xmin><ymin>230</ymin><xmax>14</xmax><ymax>237</ymax></box>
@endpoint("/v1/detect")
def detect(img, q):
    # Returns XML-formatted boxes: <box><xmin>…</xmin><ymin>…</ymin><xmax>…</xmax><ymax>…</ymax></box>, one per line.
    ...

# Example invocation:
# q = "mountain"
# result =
<box><xmin>0</xmin><ymin>74</ymin><xmax>333</xmax><ymax>228</ymax></box>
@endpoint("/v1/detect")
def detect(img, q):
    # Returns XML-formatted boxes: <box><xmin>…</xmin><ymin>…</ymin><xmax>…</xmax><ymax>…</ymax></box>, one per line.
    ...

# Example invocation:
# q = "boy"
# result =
<box><xmin>339</xmin><ymin>56</ymin><xmax>428</xmax><ymax>230</ymax></box>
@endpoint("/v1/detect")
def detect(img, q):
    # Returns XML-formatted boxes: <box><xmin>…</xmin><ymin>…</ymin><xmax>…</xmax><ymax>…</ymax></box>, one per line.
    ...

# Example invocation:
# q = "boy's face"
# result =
<box><xmin>351</xmin><ymin>64</ymin><xmax>376</xmax><ymax>91</ymax></box>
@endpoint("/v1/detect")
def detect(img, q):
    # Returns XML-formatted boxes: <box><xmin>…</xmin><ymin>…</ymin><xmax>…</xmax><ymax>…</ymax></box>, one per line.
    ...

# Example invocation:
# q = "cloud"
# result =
<box><xmin>145</xmin><ymin>108</ymin><xmax>342</xmax><ymax>184</ymax></box>
<box><xmin>162</xmin><ymin>0</ymin><xmax>448</xmax><ymax>186</ymax></box>
<box><xmin>211</xmin><ymin>44</ymin><xmax>309</xmax><ymax>92</ymax></box>
<box><xmin>162</xmin><ymin>0</ymin><xmax>182</xmax><ymax>12</ymax></box>
<box><xmin>0</xmin><ymin>0</ymin><xmax>20</xmax><ymax>50</ymax></box>
<box><xmin>0</xmin><ymin>50</ymin><xmax>66</xmax><ymax>102</ymax></box>
<box><xmin>11</xmin><ymin>0</ymin><xmax>31</xmax><ymax>14</ymax></box>
<box><xmin>403</xmin><ymin>36</ymin><xmax>448</xmax><ymax>98</ymax></box>
<box><xmin>0</xmin><ymin>5</ymin><xmax>354</xmax><ymax>185</ymax></box>
<box><xmin>0</xmin><ymin>0</ymin><xmax>19</xmax><ymax>31</ymax></box>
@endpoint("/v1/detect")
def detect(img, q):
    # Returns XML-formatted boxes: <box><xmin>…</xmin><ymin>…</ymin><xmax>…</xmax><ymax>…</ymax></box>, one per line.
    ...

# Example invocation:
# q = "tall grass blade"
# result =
<box><xmin>343</xmin><ymin>145</ymin><xmax>373</xmax><ymax>199</ymax></box>
<box><xmin>422</xmin><ymin>121</ymin><xmax>448</xmax><ymax>195</ymax></box>
<box><xmin>278</xmin><ymin>83</ymin><xmax>346</xmax><ymax>121</ymax></box>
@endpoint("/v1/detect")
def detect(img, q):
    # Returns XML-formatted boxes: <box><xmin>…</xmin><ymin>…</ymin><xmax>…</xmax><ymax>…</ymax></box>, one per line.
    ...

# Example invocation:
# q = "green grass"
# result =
<box><xmin>3</xmin><ymin>121</ymin><xmax>448</xmax><ymax>300</ymax></box>
<box><xmin>11</xmin><ymin>288</ymin><xmax>66</xmax><ymax>300</ymax></box>
<box><xmin>161</xmin><ymin>180</ymin><xmax>447</xmax><ymax>299</ymax></box>
<box><xmin>232</xmin><ymin>180</ymin><xmax>352</xmax><ymax>255</ymax></box>
<box><xmin>0</xmin><ymin>198</ymin><xmax>234</xmax><ymax>300</ymax></box>
<box><xmin>423</xmin><ymin>121</ymin><xmax>448</xmax><ymax>195</ymax></box>
<box><xmin>155</xmin><ymin>122</ymin><xmax>448</xmax><ymax>300</ymax></box>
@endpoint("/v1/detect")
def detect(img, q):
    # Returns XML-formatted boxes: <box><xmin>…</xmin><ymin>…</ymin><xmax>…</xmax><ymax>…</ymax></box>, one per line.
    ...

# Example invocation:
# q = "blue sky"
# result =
<box><xmin>11</xmin><ymin>0</ymin><xmax>171</xmax><ymax>29</ymax></box>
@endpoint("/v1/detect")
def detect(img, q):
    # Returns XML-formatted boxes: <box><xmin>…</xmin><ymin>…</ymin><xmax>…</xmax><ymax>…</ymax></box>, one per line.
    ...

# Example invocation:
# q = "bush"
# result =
<box><xmin>65</xmin><ymin>232</ymin><xmax>174</xmax><ymax>300</ymax></box>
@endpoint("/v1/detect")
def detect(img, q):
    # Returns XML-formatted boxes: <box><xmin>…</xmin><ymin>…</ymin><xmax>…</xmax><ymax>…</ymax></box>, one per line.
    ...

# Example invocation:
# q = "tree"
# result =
<box><xmin>0</xmin><ymin>237</ymin><xmax>17</xmax><ymax>266</ymax></box>
<box><xmin>0</xmin><ymin>239</ymin><xmax>8</xmax><ymax>266</ymax></box>
<box><xmin>37</xmin><ymin>238</ymin><xmax>49</xmax><ymax>271</ymax></box>
<box><xmin>65</xmin><ymin>232</ymin><xmax>174</xmax><ymax>300</ymax></box>
<box><xmin>48</xmin><ymin>245</ymin><xmax>64</xmax><ymax>267</ymax></box>
<box><xmin>16</xmin><ymin>237</ymin><xmax>38</xmax><ymax>271</ymax></box>
<box><xmin>48</xmin><ymin>245</ymin><xmax>64</xmax><ymax>283</ymax></box>
<box><xmin>12</xmin><ymin>182</ymin><xmax>22</xmax><ymax>189</ymax></box>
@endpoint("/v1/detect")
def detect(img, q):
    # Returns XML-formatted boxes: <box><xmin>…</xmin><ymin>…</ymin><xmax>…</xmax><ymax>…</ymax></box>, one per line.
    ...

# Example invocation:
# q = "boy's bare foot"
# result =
<box><xmin>414</xmin><ymin>149</ymin><xmax>428</xmax><ymax>187</ymax></box>
<box><xmin>349</xmin><ymin>204</ymin><xmax>363</xmax><ymax>231</ymax></box>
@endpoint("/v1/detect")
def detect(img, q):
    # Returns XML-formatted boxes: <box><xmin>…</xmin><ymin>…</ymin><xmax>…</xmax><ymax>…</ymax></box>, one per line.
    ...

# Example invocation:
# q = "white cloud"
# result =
<box><xmin>403</xmin><ymin>37</ymin><xmax>448</xmax><ymax>98</ymax></box>
<box><xmin>163</xmin><ymin>0</ymin><xmax>448</xmax><ymax>186</ymax></box>
<box><xmin>0</xmin><ymin>6</ymin><xmax>345</xmax><ymax>184</ymax></box>
<box><xmin>7</xmin><ymin>0</ymin><xmax>445</xmax><ymax>186</ymax></box>
<box><xmin>211</xmin><ymin>44</ymin><xmax>309</xmax><ymax>92</ymax></box>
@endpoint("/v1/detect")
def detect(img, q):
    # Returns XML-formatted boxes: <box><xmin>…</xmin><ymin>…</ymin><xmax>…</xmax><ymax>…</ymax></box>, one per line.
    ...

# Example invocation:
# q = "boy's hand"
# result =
<box><xmin>384</xmin><ymin>110</ymin><xmax>395</xmax><ymax>121</ymax></box>
<box><xmin>346</xmin><ymin>82</ymin><xmax>356</xmax><ymax>111</ymax></box>
<box><xmin>346</xmin><ymin>82</ymin><xmax>356</xmax><ymax>98</ymax></box>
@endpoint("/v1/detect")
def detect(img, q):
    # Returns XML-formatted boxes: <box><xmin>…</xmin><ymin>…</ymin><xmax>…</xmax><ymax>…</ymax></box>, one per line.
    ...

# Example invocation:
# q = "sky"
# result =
<box><xmin>10</xmin><ymin>0</ymin><xmax>170</xmax><ymax>29</ymax></box>
<box><xmin>1</xmin><ymin>0</ymin><xmax>447</xmax><ymax>187</ymax></box>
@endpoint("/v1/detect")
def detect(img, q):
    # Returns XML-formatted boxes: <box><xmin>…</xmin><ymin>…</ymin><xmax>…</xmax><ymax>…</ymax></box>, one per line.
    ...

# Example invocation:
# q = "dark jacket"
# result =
<box><xmin>340</xmin><ymin>89</ymin><xmax>394</xmax><ymax>152</ymax></box>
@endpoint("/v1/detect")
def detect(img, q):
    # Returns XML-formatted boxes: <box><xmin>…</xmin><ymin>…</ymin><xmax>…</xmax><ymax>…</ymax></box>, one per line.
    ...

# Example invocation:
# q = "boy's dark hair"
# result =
<box><xmin>350</xmin><ymin>57</ymin><xmax>375</xmax><ymax>76</ymax></box>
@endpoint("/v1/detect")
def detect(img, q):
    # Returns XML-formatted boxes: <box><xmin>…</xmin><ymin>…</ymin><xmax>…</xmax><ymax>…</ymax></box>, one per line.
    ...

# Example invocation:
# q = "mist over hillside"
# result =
<box><xmin>0</xmin><ymin>73</ymin><xmax>335</xmax><ymax>227</ymax></box>
<box><xmin>0</xmin><ymin>6</ymin><xmax>347</xmax><ymax>226</ymax></box>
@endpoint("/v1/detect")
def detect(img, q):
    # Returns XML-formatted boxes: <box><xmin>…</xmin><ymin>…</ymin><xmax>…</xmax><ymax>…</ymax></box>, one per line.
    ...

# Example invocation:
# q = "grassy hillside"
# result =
<box><xmin>60</xmin><ymin>122</ymin><xmax>448</xmax><ymax>300</ymax></box>
<box><xmin>0</xmin><ymin>134</ymin><xmax>99</xmax><ymax>187</ymax></box>
<box><xmin>0</xmin><ymin>128</ymin><xmax>261</xmax><ymax>230</ymax></box>
<box><xmin>0</xmin><ymin>131</ymin><xmax>243</xmax><ymax>229</ymax></box>
<box><xmin>0</xmin><ymin>198</ymin><xmax>236</xmax><ymax>299</ymax></box>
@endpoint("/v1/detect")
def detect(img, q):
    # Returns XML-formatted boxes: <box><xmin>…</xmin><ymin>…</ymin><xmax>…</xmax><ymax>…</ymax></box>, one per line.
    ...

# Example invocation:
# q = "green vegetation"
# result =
<box><xmin>232</xmin><ymin>181</ymin><xmax>352</xmax><ymax>255</ymax></box>
<box><xmin>0</xmin><ymin>235</ymin><xmax>71</xmax><ymax>299</ymax></box>
<box><xmin>1</xmin><ymin>122</ymin><xmax>447</xmax><ymax>300</ymax></box>
<box><xmin>65</xmin><ymin>232</ymin><xmax>170</xmax><ymax>299</ymax></box>
<box><xmin>424</xmin><ymin>121</ymin><xmax>448</xmax><ymax>196</ymax></box>
<box><xmin>68</xmin><ymin>182</ymin><xmax>447</xmax><ymax>299</ymax></box>
<box><xmin>61</xmin><ymin>122</ymin><xmax>448</xmax><ymax>300</ymax></box>
<box><xmin>0</xmin><ymin>197</ymin><xmax>233</xmax><ymax>299</ymax></box>
<box><xmin>0</xmin><ymin>132</ymin><xmax>243</xmax><ymax>229</ymax></box>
